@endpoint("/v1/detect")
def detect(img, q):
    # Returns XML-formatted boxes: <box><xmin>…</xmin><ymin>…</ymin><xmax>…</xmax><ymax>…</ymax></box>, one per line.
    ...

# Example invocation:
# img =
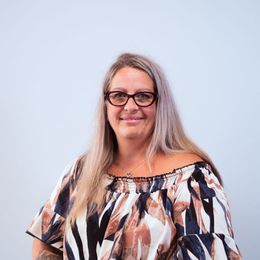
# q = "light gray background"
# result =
<box><xmin>0</xmin><ymin>0</ymin><xmax>259</xmax><ymax>259</ymax></box>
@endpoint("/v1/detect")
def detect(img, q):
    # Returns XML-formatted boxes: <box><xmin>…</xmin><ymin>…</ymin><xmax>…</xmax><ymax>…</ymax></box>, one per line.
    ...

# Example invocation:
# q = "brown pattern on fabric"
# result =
<box><xmin>123</xmin><ymin>219</ymin><xmax>151</xmax><ymax>259</ymax></box>
<box><xmin>173</xmin><ymin>200</ymin><xmax>189</xmax><ymax>227</ymax></box>
<box><xmin>41</xmin><ymin>203</ymin><xmax>53</xmax><ymax>234</ymax></box>
<box><xmin>27</xmin><ymin>159</ymin><xmax>242</xmax><ymax>259</ymax></box>
<box><xmin>146</xmin><ymin>194</ymin><xmax>166</xmax><ymax>224</ymax></box>
<box><xmin>104</xmin><ymin>194</ymin><xmax>132</xmax><ymax>239</ymax></box>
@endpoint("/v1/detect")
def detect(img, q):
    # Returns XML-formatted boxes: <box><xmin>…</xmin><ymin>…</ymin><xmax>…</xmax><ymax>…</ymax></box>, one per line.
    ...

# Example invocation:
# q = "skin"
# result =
<box><xmin>107</xmin><ymin>67</ymin><xmax>157</xmax><ymax>167</ymax></box>
<box><xmin>106</xmin><ymin>67</ymin><xmax>203</xmax><ymax>175</ymax></box>
<box><xmin>32</xmin><ymin>68</ymin><xmax>203</xmax><ymax>256</ymax></box>
<box><xmin>32</xmin><ymin>239</ymin><xmax>62</xmax><ymax>260</ymax></box>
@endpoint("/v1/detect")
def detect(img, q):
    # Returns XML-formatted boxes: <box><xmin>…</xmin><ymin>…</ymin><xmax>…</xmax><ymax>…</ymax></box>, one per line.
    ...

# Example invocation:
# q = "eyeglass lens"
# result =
<box><xmin>108</xmin><ymin>92</ymin><xmax>155</xmax><ymax>106</ymax></box>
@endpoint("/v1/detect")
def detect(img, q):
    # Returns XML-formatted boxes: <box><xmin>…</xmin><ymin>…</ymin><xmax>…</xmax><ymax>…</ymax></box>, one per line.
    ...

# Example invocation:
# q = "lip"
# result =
<box><xmin>120</xmin><ymin>117</ymin><xmax>143</xmax><ymax>120</ymax></box>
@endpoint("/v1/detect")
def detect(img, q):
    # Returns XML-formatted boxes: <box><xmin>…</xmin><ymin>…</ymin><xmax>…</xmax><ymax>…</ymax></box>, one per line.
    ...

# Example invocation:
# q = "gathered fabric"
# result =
<box><xmin>27</xmin><ymin>158</ymin><xmax>242</xmax><ymax>259</ymax></box>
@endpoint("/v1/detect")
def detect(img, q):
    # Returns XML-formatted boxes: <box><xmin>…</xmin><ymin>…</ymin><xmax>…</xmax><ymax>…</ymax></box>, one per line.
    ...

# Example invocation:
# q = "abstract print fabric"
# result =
<box><xmin>27</xmin><ymin>158</ymin><xmax>242</xmax><ymax>259</ymax></box>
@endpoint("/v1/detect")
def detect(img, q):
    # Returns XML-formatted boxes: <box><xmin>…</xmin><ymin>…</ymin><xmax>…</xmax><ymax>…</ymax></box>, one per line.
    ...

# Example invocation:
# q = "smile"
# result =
<box><xmin>120</xmin><ymin>117</ymin><xmax>143</xmax><ymax>120</ymax></box>
<box><xmin>120</xmin><ymin>117</ymin><xmax>144</xmax><ymax>123</ymax></box>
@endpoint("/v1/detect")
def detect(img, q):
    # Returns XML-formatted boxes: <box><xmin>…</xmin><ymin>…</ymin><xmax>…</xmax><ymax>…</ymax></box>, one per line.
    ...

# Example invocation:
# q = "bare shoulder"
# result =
<box><xmin>153</xmin><ymin>152</ymin><xmax>204</xmax><ymax>174</ymax></box>
<box><xmin>173</xmin><ymin>152</ymin><xmax>204</xmax><ymax>166</ymax></box>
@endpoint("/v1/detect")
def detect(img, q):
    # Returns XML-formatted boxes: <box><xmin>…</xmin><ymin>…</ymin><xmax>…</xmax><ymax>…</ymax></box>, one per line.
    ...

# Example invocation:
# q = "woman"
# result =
<box><xmin>27</xmin><ymin>53</ymin><xmax>241</xmax><ymax>259</ymax></box>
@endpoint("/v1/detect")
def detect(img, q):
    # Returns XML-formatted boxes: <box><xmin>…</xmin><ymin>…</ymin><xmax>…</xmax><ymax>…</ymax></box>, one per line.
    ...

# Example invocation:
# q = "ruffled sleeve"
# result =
<box><xmin>26</xmin><ymin>157</ymin><xmax>81</xmax><ymax>251</ymax></box>
<box><xmin>173</xmin><ymin>163</ymin><xmax>242</xmax><ymax>259</ymax></box>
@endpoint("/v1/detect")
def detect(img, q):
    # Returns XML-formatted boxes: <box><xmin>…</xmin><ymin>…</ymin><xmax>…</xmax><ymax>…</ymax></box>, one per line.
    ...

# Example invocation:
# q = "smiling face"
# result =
<box><xmin>106</xmin><ymin>67</ymin><xmax>157</xmax><ymax>145</ymax></box>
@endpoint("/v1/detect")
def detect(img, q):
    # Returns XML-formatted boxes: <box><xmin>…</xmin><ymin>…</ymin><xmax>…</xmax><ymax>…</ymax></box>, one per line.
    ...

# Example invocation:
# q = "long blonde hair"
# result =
<box><xmin>67</xmin><ymin>53</ymin><xmax>222</xmax><ymax>224</ymax></box>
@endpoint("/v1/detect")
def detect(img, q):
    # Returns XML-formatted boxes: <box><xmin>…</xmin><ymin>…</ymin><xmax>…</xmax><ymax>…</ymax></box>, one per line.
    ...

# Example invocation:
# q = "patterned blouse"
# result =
<box><xmin>27</xmin><ymin>157</ymin><xmax>242</xmax><ymax>259</ymax></box>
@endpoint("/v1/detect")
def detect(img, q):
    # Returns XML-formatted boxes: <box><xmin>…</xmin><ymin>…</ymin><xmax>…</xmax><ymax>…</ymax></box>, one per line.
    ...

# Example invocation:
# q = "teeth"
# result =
<box><xmin>121</xmin><ymin>119</ymin><xmax>141</xmax><ymax>121</ymax></box>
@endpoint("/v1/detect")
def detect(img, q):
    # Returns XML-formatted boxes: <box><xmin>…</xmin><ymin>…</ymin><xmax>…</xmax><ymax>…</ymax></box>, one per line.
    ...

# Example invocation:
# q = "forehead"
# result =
<box><xmin>109</xmin><ymin>67</ymin><xmax>154</xmax><ymax>92</ymax></box>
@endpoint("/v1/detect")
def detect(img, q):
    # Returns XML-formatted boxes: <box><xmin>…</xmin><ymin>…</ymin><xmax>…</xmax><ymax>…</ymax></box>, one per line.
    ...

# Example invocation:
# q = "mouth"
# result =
<box><xmin>120</xmin><ymin>117</ymin><xmax>144</xmax><ymax>123</ymax></box>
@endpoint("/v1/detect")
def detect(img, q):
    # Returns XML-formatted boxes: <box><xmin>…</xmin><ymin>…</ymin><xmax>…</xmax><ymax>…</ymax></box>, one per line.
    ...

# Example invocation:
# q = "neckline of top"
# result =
<box><xmin>106</xmin><ymin>160</ymin><xmax>208</xmax><ymax>181</ymax></box>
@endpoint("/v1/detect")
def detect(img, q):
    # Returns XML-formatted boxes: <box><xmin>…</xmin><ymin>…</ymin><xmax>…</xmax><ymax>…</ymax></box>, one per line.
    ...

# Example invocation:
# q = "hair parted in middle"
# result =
<box><xmin>66</xmin><ymin>52</ymin><xmax>222</xmax><ymax>225</ymax></box>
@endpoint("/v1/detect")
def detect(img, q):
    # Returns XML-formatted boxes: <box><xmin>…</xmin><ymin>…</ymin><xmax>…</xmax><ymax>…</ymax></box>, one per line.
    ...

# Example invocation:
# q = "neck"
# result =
<box><xmin>115</xmin><ymin>138</ymin><xmax>150</xmax><ymax>166</ymax></box>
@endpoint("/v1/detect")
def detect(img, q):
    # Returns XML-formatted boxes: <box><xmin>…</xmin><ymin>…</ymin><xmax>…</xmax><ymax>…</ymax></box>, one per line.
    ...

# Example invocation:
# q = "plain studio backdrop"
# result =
<box><xmin>0</xmin><ymin>0</ymin><xmax>259</xmax><ymax>259</ymax></box>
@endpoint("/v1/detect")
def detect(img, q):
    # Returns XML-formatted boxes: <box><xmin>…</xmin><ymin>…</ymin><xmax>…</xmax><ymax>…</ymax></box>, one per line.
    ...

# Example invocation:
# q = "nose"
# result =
<box><xmin>124</xmin><ymin>96</ymin><xmax>139</xmax><ymax>111</ymax></box>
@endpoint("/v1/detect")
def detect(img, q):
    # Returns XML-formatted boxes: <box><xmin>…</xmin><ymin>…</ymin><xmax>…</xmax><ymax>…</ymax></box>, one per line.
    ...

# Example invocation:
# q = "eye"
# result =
<box><xmin>110</xmin><ymin>92</ymin><xmax>127</xmax><ymax>99</ymax></box>
<box><xmin>108</xmin><ymin>92</ymin><xmax>128</xmax><ymax>105</ymax></box>
<box><xmin>135</xmin><ymin>92</ymin><xmax>153</xmax><ymax>101</ymax></box>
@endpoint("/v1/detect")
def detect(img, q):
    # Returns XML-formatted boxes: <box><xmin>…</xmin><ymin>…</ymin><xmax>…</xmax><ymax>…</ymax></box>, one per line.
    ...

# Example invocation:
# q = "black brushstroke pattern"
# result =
<box><xmin>71</xmin><ymin>221</ymin><xmax>85</xmax><ymax>260</ymax></box>
<box><xmin>179</xmin><ymin>235</ymin><xmax>206</xmax><ymax>260</ymax></box>
<box><xmin>136</xmin><ymin>192</ymin><xmax>150</xmax><ymax>223</ymax></box>
<box><xmin>42</xmin><ymin>213</ymin><xmax>64</xmax><ymax>245</ymax></box>
<box><xmin>185</xmin><ymin>196</ymin><xmax>200</xmax><ymax>235</ymax></box>
<box><xmin>99</xmin><ymin>199</ymin><xmax>117</xmax><ymax>244</ymax></box>
<box><xmin>65</xmin><ymin>239</ymin><xmax>75</xmax><ymax>260</ymax></box>
<box><xmin>192</xmin><ymin>167</ymin><xmax>216</xmax><ymax>199</ymax></box>
<box><xmin>86</xmin><ymin>212</ymin><xmax>99</xmax><ymax>260</ymax></box>
<box><xmin>201</xmin><ymin>197</ymin><xmax>214</xmax><ymax>233</ymax></box>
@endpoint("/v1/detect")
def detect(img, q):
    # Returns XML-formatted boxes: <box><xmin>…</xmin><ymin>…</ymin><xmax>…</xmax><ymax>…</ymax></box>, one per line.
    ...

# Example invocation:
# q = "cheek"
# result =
<box><xmin>106</xmin><ymin>109</ymin><xmax>113</xmax><ymax>126</ymax></box>
<box><xmin>146</xmin><ymin>106</ymin><xmax>156</xmax><ymax>122</ymax></box>
<box><xmin>107</xmin><ymin>106</ymin><xmax>120</xmax><ymax>124</ymax></box>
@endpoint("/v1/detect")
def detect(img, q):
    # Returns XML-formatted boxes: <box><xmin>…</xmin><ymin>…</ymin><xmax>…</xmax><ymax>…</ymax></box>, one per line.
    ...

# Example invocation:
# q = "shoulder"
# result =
<box><xmin>172</xmin><ymin>154</ymin><xmax>223</xmax><ymax>199</ymax></box>
<box><xmin>171</xmin><ymin>152</ymin><xmax>204</xmax><ymax>168</ymax></box>
<box><xmin>52</xmin><ymin>155</ymin><xmax>85</xmax><ymax>201</ymax></box>
<box><xmin>153</xmin><ymin>152</ymin><xmax>204</xmax><ymax>175</ymax></box>
<box><xmin>165</xmin><ymin>152</ymin><xmax>204</xmax><ymax>171</ymax></box>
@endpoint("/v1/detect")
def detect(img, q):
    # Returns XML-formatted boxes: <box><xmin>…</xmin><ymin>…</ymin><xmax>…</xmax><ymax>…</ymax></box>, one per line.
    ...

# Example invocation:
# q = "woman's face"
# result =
<box><xmin>106</xmin><ymin>67</ymin><xmax>157</xmax><ymax>145</ymax></box>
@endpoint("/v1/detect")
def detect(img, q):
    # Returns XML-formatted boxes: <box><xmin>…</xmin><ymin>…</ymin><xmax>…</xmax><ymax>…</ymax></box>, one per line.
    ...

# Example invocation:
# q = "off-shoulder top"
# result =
<box><xmin>26</xmin><ymin>158</ymin><xmax>242</xmax><ymax>259</ymax></box>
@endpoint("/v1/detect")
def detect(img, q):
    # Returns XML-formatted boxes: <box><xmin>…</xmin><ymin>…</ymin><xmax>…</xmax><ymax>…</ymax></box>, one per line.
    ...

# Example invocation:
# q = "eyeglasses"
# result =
<box><xmin>105</xmin><ymin>91</ymin><xmax>157</xmax><ymax>107</ymax></box>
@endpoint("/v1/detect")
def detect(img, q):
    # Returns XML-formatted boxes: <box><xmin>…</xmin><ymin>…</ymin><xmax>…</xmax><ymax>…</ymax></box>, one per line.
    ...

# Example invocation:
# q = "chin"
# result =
<box><xmin>121</xmin><ymin>133</ymin><xmax>141</xmax><ymax>140</ymax></box>
<box><xmin>118</xmin><ymin>129</ymin><xmax>142</xmax><ymax>139</ymax></box>
<box><xmin>119</xmin><ymin>128</ymin><xmax>152</xmax><ymax>141</ymax></box>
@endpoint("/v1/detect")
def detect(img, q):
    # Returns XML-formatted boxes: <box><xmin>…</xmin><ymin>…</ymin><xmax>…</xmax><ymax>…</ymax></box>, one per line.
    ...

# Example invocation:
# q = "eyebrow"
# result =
<box><xmin>109</xmin><ymin>87</ymin><xmax>153</xmax><ymax>92</ymax></box>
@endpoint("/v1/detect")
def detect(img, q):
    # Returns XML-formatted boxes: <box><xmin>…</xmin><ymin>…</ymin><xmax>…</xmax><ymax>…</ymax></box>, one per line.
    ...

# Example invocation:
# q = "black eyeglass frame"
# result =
<box><xmin>104</xmin><ymin>91</ymin><xmax>158</xmax><ymax>107</ymax></box>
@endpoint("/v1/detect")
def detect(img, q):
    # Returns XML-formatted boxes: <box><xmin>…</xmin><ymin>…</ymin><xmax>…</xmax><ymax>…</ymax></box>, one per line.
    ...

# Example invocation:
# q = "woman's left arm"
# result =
<box><xmin>173</xmin><ymin>164</ymin><xmax>242</xmax><ymax>259</ymax></box>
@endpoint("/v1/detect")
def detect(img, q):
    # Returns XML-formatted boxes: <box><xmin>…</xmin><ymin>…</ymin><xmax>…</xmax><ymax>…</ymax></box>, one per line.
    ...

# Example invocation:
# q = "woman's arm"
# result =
<box><xmin>173</xmin><ymin>163</ymin><xmax>242</xmax><ymax>259</ymax></box>
<box><xmin>32</xmin><ymin>239</ymin><xmax>62</xmax><ymax>260</ymax></box>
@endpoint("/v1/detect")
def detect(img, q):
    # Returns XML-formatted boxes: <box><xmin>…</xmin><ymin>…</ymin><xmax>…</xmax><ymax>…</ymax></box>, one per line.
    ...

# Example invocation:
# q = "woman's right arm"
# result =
<box><xmin>28</xmin><ymin>158</ymin><xmax>81</xmax><ymax>259</ymax></box>
<box><xmin>32</xmin><ymin>239</ymin><xmax>63</xmax><ymax>260</ymax></box>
